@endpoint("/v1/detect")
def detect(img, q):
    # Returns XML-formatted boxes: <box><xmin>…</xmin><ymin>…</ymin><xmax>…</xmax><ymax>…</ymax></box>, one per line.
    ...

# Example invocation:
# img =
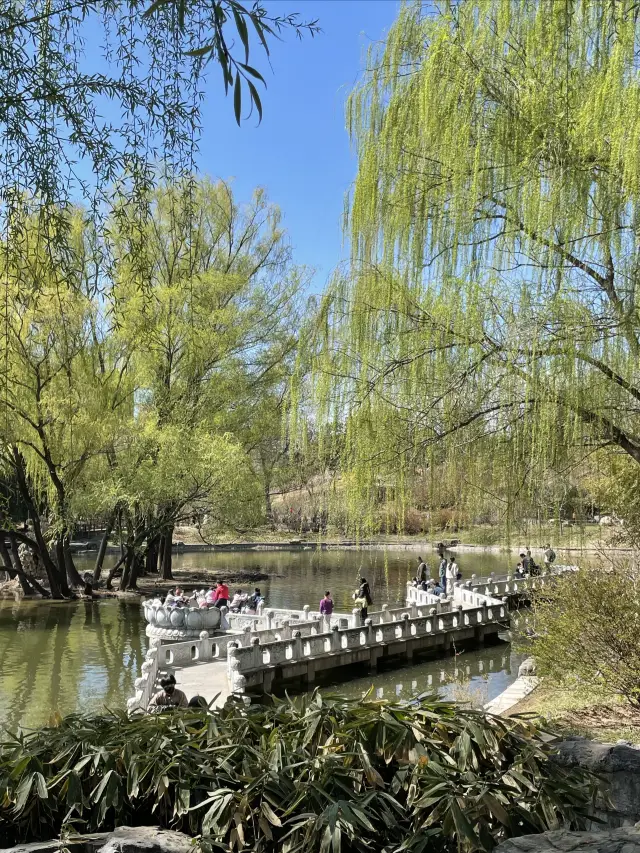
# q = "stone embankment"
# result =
<box><xmin>484</xmin><ymin>657</ymin><xmax>539</xmax><ymax>715</ymax></box>
<box><xmin>555</xmin><ymin>737</ymin><xmax>640</xmax><ymax>827</ymax></box>
<box><xmin>496</xmin><ymin>828</ymin><xmax>640</xmax><ymax>853</ymax></box>
<box><xmin>2</xmin><ymin>827</ymin><xmax>192</xmax><ymax>853</ymax></box>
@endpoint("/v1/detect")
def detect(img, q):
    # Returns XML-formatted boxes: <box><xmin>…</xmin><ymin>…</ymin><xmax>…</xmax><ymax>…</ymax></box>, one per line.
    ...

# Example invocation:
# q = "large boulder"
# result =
<box><xmin>555</xmin><ymin>737</ymin><xmax>640</xmax><ymax>827</ymax></box>
<box><xmin>496</xmin><ymin>828</ymin><xmax>640</xmax><ymax>853</ymax></box>
<box><xmin>1</xmin><ymin>826</ymin><xmax>193</xmax><ymax>853</ymax></box>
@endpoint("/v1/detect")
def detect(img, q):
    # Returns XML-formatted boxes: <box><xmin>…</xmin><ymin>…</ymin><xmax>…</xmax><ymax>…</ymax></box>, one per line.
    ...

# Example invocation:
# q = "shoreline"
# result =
<box><xmin>73</xmin><ymin>540</ymin><xmax>634</xmax><ymax>557</ymax></box>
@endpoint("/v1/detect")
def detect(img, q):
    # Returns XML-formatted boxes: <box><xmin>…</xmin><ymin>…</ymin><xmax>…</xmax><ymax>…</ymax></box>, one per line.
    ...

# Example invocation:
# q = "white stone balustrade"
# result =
<box><xmin>226</xmin><ymin>600</ymin><xmax>508</xmax><ymax>690</ymax></box>
<box><xmin>132</xmin><ymin>583</ymin><xmax>512</xmax><ymax>713</ymax></box>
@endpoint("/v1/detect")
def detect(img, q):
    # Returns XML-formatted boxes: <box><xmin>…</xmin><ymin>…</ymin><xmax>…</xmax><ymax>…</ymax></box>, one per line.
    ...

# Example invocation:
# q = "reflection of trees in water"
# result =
<box><xmin>0</xmin><ymin>601</ymin><xmax>147</xmax><ymax>732</ymax></box>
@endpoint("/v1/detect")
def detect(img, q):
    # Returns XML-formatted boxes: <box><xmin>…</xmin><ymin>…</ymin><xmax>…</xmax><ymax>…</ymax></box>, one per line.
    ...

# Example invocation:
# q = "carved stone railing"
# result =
<box><xmin>127</xmin><ymin>617</ymin><xmax>330</xmax><ymax>712</ymax></box>
<box><xmin>226</xmin><ymin>599</ymin><xmax>509</xmax><ymax>694</ymax></box>
<box><xmin>143</xmin><ymin>599</ymin><xmax>231</xmax><ymax>639</ymax></box>
<box><xmin>467</xmin><ymin>565</ymin><xmax>577</xmax><ymax>600</ymax></box>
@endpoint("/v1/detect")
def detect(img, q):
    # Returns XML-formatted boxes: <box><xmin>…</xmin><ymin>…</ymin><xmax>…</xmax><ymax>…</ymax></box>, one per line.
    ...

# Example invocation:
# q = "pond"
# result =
<box><xmin>0</xmin><ymin>549</ymin><xmax>517</xmax><ymax>732</ymax></box>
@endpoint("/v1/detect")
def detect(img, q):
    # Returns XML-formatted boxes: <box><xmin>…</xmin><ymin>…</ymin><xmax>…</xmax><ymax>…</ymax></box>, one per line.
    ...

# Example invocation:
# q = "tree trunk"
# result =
<box><xmin>12</xmin><ymin>447</ymin><xmax>65</xmax><ymax>597</ymax></box>
<box><xmin>105</xmin><ymin>553</ymin><xmax>125</xmax><ymax>590</ymax></box>
<box><xmin>0</xmin><ymin>536</ymin><xmax>13</xmax><ymax>582</ymax></box>
<box><xmin>63</xmin><ymin>535</ymin><xmax>86</xmax><ymax>588</ymax></box>
<box><xmin>129</xmin><ymin>551</ymin><xmax>143</xmax><ymax>590</ymax></box>
<box><xmin>160</xmin><ymin>528</ymin><xmax>173</xmax><ymax>580</ymax></box>
<box><xmin>145</xmin><ymin>534</ymin><xmax>160</xmax><ymax>575</ymax></box>
<box><xmin>264</xmin><ymin>481</ymin><xmax>276</xmax><ymax>530</ymax></box>
<box><xmin>120</xmin><ymin>548</ymin><xmax>134</xmax><ymax>591</ymax></box>
<box><xmin>6</xmin><ymin>534</ymin><xmax>32</xmax><ymax>595</ymax></box>
<box><xmin>93</xmin><ymin>515</ymin><xmax>115</xmax><ymax>583</ymax></box>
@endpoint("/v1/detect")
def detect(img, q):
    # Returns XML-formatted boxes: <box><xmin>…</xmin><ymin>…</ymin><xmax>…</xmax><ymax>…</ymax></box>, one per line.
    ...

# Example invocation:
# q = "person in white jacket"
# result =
<box><xmin>444</xmin><ymin>557</ymin><xmax>458</xmax><ymax>594</ymax></box>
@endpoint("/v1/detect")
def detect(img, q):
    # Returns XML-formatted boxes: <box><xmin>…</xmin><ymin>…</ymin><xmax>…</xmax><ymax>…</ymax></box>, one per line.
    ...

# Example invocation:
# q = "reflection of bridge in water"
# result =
<box><xmin>334</xmin><ymin>648</ymin><xmax>515</xmax><ymax>705</ymax></box>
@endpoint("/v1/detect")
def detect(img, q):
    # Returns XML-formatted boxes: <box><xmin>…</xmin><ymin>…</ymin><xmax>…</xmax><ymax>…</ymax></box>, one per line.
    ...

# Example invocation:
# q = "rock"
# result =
<box><xmin>518</xmin><ymin>656</ymin><xmax>537</xmax><ymax>677</ymax></box>
<box><xmin>495</xmin><ymin>827</ymin><xmax>640</xmax><ymax>853</ymax></box>
<box><xmin>97</xmin><ymin>826</ymin><xmax>193</xmax><ymax>853</ymax></box>
<box><xmin>555</xmin><ymin>737</ymin><xmax>640</xmax><ymax>826</ymax></box>
<box><xmin>2</xmin><ymin>826</ymin><xmax>193</xmax><ymax>853</ymax></box>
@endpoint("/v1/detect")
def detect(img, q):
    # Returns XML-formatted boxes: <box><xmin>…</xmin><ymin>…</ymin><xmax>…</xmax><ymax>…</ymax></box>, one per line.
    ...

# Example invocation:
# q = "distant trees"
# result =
<box><xmin>0</xmin><ymin>180</ymin><xmax>306</xmax><ymax>597</ymax></box>
<box><xmin>300</xmin><ymin>0</ymin><xmax>640</xmax><ymax>533</ymax></box>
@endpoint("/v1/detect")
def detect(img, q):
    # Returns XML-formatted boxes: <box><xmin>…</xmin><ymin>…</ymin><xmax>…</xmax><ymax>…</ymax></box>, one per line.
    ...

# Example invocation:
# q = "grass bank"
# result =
<box><xmin>508</xmin><ymin>682</ymin><xmax>640</xmax><ymax>743</ymax></box>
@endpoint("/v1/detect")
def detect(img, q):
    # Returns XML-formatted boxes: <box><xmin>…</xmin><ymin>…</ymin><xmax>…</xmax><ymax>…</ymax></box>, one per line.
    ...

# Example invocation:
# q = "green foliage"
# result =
<box><xmin>525</xmin><ymin>561</ymin><xmax>640</xmax><ymax>707</ymax></box>
<box><xmin>147</xmin><ymin>0</ymin><xmax>320</xmax><ymax>125</ymax></box>
<box><xmin>0</xmin><ymin>693</ymin><xmax>597</xmax><ymax>851</ymax></box>
<box><xmin>0</xmin><ymin>1</ymin><xmax>318</xmax><ymax>219</ymax></box>
<box><xmin>298</xmin><ymin>0</ymin><xmax>640</xmax><ymax>535</ymax></box>
<box><xmin>0</xmin><ymin>178</ymin><xmax>307</xmax><ymax>592</ymax></box>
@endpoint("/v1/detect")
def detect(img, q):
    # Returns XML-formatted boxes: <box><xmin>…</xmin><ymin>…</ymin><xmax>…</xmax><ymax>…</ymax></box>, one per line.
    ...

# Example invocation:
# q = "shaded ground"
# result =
<box><xmin>508</xmin><ymin>683</ymin><xmax>640</xmax><ymax>743</ymax></box>
<box><xmin>119</xmin><ymin>566</ymin><xmax>270</xmax><ymax>598</ymax></box>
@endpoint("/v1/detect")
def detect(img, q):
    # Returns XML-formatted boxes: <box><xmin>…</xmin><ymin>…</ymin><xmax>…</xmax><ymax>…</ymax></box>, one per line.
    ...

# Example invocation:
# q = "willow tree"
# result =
<box><xmin>302</xmin><ymin>0</ymin><xmax>640</xmax><ymax>533</ymax></box>
<box><xmin>0</xmin><ymin>209</ymin><xmax>130</xmax><ymax>597</ymax></box>
<box><xmin>96</xmin><ymin>178</ymin><xmax>304</xmax><ymax>583</ymax></box>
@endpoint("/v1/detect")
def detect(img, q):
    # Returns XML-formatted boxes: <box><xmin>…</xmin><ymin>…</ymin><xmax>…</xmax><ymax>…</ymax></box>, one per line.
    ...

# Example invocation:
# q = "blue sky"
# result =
<box><xmin>197</xmin><ymin>1</ymin><xmax>401</xmax><ymax>290</ymax></box>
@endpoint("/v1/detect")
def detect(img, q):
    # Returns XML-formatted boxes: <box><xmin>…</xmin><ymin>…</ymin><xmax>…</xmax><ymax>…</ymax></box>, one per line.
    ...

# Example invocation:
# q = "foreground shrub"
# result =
<box><xmin>525</xmin><ymin>560</ymin><xmax>640</xmax><ymax>707</ymax></box>
<box><xmin>0</xmin><ymin>693</ymin><xmax>596</xmax><ymax>851</ymax></box>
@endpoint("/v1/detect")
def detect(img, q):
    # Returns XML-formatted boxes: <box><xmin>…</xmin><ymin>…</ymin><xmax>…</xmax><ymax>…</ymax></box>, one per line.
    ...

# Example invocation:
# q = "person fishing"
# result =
<box><xmin>147</xmin><ymin>675</ymin><xmax>188</xmax><ymax>712</ymax></box>
<box><xmin>354</xmin><ymin>576</ymin><xmax>372</xmax><ymax>625</ymax></box>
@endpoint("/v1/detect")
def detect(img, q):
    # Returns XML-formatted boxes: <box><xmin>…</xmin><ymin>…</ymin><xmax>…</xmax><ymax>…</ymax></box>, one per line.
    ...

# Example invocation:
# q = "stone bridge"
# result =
<box><xmin>129</xmin><ymin>584</ymin><xmax>509</xmax><ymax>713</ymax></box>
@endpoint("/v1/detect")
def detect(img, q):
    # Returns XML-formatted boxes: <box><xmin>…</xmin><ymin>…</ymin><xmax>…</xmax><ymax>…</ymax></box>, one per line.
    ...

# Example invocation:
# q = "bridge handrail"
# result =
<box><xmin>227</xmin><ymin>599</ymin><xmax>509</xmax><ymax>692</ymax></box>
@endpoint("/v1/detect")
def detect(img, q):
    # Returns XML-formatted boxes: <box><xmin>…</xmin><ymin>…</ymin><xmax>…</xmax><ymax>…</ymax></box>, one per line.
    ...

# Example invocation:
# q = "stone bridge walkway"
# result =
<box><xmin>170</xmin><ymin>659</ymin><xmax>230</xmax><ymax>707</ymax></box>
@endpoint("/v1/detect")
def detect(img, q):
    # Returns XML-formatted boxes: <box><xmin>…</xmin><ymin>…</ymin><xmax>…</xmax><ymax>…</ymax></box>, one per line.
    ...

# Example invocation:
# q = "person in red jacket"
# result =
<box><xmin>213</xmin><ymin>580</ymin><xmax>229</xmax><ymax>608</ymax></box>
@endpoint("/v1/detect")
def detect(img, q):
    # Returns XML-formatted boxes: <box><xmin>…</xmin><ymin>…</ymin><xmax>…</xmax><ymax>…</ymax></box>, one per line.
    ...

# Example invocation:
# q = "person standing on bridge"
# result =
<box><xmin>438</xmin><ymin>555</ymin><xmax>447</xmax><ymax>587</ymax></box>
<box><xmin>445</xmin><ymin>557</ymin><xmax>457</xmax><ymax>594</ymax></box>
<box><xmin>319</xmin><ymin>590</ymin><xmax>334</xmax><ymax>627</ymax></box>
<box><xmin>212</xmin><ymin>580</ymin><xmax>229</xmax><ymax>608</ymax></box>
<box><xmin>417</xmin><ymin>556</ymin><xmax>428</xmax><ymax>583</ymax></box>
<box><xmin>355</xmin><ymin>577</ymin><xmax>372</xmax><ymax>624</ymax></box>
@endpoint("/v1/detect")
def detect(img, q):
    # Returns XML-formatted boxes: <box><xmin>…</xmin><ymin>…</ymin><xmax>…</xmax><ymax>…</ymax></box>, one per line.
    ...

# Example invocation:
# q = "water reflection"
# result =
<box><xmin>334</xmin><ymin>645</ymin><xmax>521</xmax><ymax>707</ymax></box>
<box><xmin>0</xmin><ymin>599</ymin><xmax>146</xmax><ymax>732</ymax></box>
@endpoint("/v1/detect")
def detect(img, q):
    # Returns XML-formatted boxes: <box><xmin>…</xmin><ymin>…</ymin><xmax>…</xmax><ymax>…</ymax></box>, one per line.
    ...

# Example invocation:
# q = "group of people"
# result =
<box><xmin>412</xmin><ymin>554</ymin><xmax>460</xmax><ymax>594</ymax></box>
<box><xmin>163</xmin><ymin>582</ymin><xmax>264</xmax><ymax>613</ymax></box>
<box><xmin>317</xmin><ymin>577</ymin><xmax>373</xmax><ymax>626</ymax></box>
<box><xmin>515</xmin><ymin>544</ymin><xmax>556</xmax><ymax>578</ymax></box>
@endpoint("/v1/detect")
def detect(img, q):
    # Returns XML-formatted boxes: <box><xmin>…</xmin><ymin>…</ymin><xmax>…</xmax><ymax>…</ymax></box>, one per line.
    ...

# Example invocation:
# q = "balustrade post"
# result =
<box><xmin>351</xmin><ymin>608</ymin><xmax>361</xmax><ymax>628</ymax></box>
<box><xmin>303</xmin><ymin>605</ymin><xmax>311</xmax><ymax>621</ymax></box>
<box><xmin>381</xmin><ymin>604</ymin><xmax>390</xmax><ymax>623</ymax></box>
<box><xmin>401</xmin><ymin>612</ymin><xmax>410</xmax><ymax>638</ymax></box>
<box><xmin>265</xmin><ymin>609</ymin><xmax>274</xmax><ymax>630</ymax></box>
<box><xmin>250</xmin><ymin>636</ymin><xmax>261</xmax><ymax>668</ymax></box>
<box><xmin>365</xmin><ymin>617</ymin><xmax>374</xmax><ymax>644</ymax></box>
<box><xmin>292</xmin><ymin>629</ymin><xmax>303</xmax><ymax>661</ymax></box>
<box><xmin>227</xmin><ymin>641</ymin><xmax>247</xmax><ymax>695</ymax></box>
<box><xmin>281</xmin><ymin>619</ymin><xmax>292</xmax><ymax>640</ymax></box>
<box><xmin>219</xmin><ymin>606</ymin><xmax>230</xmax><ymax>631</ymax></box>
<box><xmin>331</xmin><ymin>624</ymin><xmax>341</xmax><ymax>652</ymax></box>
<box><xmin>242</xmin><ymin>625</ymin><xmax>252</xmax><ymax>646</ymax></box>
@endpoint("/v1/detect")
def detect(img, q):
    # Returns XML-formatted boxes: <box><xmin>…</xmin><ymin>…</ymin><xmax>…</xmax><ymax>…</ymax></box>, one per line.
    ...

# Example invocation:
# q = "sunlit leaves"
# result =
<box><xmin>0</xmin><ymin>693</ymin><xmax>596</xmax><ymax>850</ymax></box>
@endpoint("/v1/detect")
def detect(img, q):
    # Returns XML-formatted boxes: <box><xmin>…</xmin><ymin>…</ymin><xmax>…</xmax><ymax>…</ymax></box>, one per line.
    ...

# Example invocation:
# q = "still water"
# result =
<box><xmin>0</xmin><ymin>549</ymin><xmax>517</xmax><ymax>732</ymax></box>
